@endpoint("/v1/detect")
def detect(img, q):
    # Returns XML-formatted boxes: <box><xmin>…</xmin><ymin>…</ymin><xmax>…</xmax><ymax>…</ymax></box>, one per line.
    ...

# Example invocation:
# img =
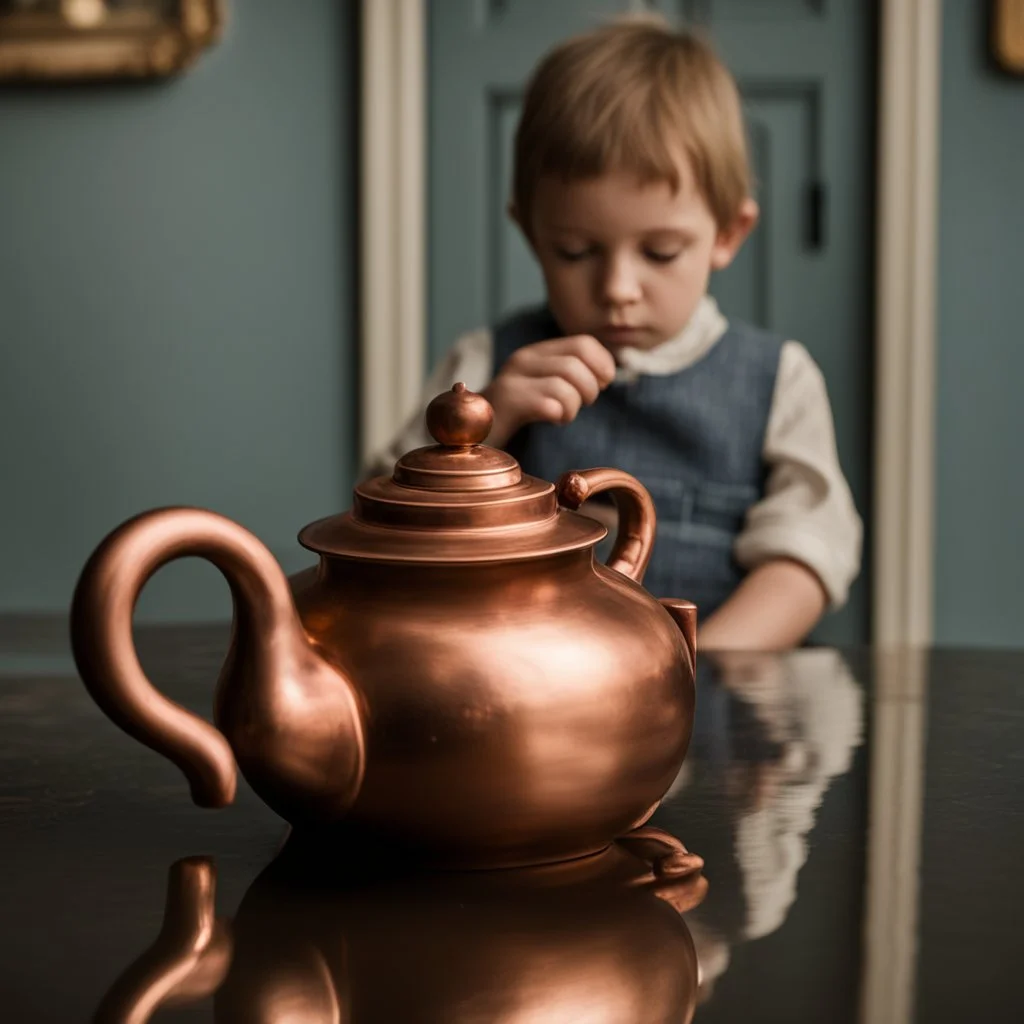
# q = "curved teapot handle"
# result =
<box><xmin>556</xmin><ymin>468</ymin><xmax>656</xmax><ymax>583</ymax></box>
<box><xmin>70</xmin><ymin>508</ymin><xmax>301</xmax><ymax>808</ymax></box>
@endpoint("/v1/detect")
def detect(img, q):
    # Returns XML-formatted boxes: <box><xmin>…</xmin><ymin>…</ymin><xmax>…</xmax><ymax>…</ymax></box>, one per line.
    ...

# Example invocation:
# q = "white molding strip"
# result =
<box><xmin>858</xmin><ymin>650</ymin><xmax>929</xmax><ymax>1024</ymax></box>
<box><xmin>872</xmin><ymin>0</ymin><xmax>942</xmax><ymax>646</ymax></box>
<box><xmin>359</xmin><ymin>0</ymin><xmax>426</xmax><ymax>465</ymax></box>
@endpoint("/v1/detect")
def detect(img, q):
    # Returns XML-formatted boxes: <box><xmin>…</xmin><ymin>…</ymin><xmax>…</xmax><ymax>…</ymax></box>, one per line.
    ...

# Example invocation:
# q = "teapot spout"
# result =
<box><xmin>659</xmin><ymin>599</ymin><xmax>697</xmax><ymax>676</ymax></box>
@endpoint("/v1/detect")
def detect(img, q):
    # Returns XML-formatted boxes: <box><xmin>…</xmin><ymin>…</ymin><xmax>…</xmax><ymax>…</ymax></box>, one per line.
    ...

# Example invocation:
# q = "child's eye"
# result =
<box><xmin>644</xmin><ymin>248</ymin><xmax>681</xmax><ymax>264</ymax></box>
<box><xmin>554</xmin><ymin>246</ymin><xmax>594</xmax><ymax>262</ymax></box>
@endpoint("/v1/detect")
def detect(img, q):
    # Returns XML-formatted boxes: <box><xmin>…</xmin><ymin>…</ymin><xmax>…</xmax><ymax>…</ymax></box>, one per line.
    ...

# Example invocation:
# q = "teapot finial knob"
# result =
<box><xmin>426</xmin><ymin>383</ymin><xmax>494</xmax><ymax>447</ymax></box>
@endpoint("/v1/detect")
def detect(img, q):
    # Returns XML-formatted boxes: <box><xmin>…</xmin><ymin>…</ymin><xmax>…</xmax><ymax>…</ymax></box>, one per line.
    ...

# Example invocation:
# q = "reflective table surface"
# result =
<box><xmin>1</xmin><ymin>617</ymin><xmax>1021</xmax><ymax>1022</ymax></box>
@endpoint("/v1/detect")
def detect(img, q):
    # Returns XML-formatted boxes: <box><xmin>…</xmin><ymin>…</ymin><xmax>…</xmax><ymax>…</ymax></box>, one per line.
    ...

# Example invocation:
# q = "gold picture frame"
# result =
<box><xmin>0</xmin><ymin>0</ymin><xmax>225</xmax><ymax>81</ymax></box>
<box><xmin>993</xmin><ymin>0</ymin><xmax>1024</xmax><ymax>74</ymax></box>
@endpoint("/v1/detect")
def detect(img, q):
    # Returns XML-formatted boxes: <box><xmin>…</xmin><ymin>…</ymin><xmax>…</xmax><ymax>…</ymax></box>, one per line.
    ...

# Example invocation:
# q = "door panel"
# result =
<box><xmin>429</xmin><ymin>0</ymin><xmax>876</xmax><ymax>643</ymax></box>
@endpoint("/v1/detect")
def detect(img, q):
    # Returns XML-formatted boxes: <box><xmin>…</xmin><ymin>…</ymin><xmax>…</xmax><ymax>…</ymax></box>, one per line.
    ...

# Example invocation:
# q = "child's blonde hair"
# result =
<box><xmin>513</xmin><ymin>16</ymin><xmax>751</xmax><ymax>233</ymax></box>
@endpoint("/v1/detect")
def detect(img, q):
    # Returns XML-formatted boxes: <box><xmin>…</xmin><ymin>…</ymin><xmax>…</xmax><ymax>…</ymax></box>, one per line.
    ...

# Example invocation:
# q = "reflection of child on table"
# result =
<box><xmin>662</xmin><ymin>650</ymin><xmax>864</xmax><ymax>1000</ymax></box>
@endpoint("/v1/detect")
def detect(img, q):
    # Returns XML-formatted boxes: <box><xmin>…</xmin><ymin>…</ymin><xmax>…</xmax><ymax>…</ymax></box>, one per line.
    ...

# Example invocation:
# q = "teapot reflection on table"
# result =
<box><xmin>71</xmin><ymin>384</ymin><xmax>698</xmax><ymax>869</ymax></box>
<box><xmin>93</xmin><ymin>826</ymin><xmax>706</xmax><ymax>1023</ymax></box>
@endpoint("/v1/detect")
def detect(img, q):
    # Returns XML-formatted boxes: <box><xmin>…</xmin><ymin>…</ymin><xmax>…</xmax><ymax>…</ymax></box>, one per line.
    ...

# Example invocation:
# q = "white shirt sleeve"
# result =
<box><xmin>733</xmin><ymin>341</ymin><xmax>863</xmax><ymax>609</ymax></box>
<box><xmin>358</xmin><ymin>327</ymin><xmax>496</xmax><ymax>481</ymax></box>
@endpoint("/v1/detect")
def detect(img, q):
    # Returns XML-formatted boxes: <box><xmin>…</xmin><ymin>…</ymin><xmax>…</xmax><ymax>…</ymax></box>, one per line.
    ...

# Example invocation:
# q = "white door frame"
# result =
<box><xmin>858</xmin><ymin>649</ymin><xmax>929</xmax><ymax>1024</ymax></box>
<box><xmin>359</xmin><ymin>0</ymin><xmax>943</xmax><ymax>647</ymax></box>
<box><xmin>359</xmin><ymin>0</ymin><xmax>426</xmax><ymax>467</ymax></box>
<box><xmin>871</xmin><ymin>0</ymin><xmax>942</xmax><ymax>647</ymax></box>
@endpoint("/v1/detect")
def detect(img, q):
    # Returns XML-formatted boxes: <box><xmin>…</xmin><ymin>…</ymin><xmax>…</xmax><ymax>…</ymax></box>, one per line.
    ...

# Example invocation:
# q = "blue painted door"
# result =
<box><xmin>429</xmin><ymin>0</ymin><xmax>876</xmax><ymax>643</ymax></box>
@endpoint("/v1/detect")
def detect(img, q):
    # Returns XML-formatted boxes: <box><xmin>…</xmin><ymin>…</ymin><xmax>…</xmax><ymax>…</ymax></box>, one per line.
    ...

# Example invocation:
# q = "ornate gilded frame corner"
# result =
<box><xmin>0</xmin><ymin>0</ymin><xmax>225</xmax><ymax>82</ymax></box>
<box><xmin>992</xmin><ymin>0</ymin><xmax>1024</xmax><ymax>74</ymax></box>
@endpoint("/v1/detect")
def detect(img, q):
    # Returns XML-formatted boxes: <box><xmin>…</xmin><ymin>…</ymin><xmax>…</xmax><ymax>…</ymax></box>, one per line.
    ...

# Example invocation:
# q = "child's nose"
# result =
<box><xmin>600</xmin><ymin>256</ymin><xmax>642</xmax><ymax>306</ymax></box>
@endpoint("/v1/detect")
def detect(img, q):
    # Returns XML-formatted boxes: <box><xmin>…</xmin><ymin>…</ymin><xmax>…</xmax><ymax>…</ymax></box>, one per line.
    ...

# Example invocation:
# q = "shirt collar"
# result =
<box><xmin>613</xmin><ymin>295</ymin><xmax>728</xmax><ymax>383</ymax></box>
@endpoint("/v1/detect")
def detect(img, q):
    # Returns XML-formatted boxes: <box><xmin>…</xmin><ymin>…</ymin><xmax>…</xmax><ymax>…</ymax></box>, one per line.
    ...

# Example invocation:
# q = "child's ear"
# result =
<box><xmin>709</xmin><ymin>198</ymin><xmax>759</xmax><ymax>271</ymax></box>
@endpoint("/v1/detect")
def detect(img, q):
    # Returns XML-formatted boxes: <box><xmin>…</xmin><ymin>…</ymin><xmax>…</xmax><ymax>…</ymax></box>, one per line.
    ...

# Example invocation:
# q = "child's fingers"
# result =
<box><xmin>514</xmin><ymin>352</ymin><xmax>602</xmax><ymax>405</ymax></box>
<box><xmin>558</xmin><ymin>335</ymin><xmax>617</xmax><ymax>386</ymax></box>
<box><xmin>530</xmin><ymin>375</ymin><xmax>584</xmax><ymax>424</ymax></box>
<box><xmin>518</xmin><ymin>335</ymin><xmax>617</xmax><ymax>387</ymax></box>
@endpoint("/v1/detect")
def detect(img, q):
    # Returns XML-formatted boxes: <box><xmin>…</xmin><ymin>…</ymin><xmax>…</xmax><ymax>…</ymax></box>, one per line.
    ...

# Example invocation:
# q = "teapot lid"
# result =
<box><xmin>298</xmin><ymin>384</ymin><xmax>606</xmax><ymax>563</ymax></box>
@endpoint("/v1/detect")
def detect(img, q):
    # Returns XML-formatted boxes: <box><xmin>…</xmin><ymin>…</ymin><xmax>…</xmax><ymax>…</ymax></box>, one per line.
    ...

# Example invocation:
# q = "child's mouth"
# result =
<box><xmin>602</xmin><ymin>325</ymin><xmax>647</xmax><ymax>343</ymax></box>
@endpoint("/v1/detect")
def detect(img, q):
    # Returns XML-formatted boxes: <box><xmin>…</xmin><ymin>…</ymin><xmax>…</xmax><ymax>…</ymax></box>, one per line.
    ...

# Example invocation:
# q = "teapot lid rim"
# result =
<box><xmin>302</xmin><ymin>384</ymin><xmax>609</xmax><ymax>560</ymax></box>
<box><xmin>297</xmin><ymin>507</ymin><xmax>606</xmax><ymax>563</ymax></box>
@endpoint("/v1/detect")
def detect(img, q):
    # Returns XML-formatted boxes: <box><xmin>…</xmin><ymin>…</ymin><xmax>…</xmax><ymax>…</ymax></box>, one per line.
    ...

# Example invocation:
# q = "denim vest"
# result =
<box><xmin>493</xmin><ymin>305</ymin><xmax>783</xmax><ymax>617</ymax></box>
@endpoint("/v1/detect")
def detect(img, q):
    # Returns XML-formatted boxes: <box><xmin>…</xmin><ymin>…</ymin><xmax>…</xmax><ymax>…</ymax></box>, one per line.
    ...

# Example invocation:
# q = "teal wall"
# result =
<box><xmin>2</xmin><ymin>0</ymin><xmax>1020</xmax><ymax>643</ymax></box>
<box><xmin>0</xmin><ymin>1</ymin><xmax>356</xmax><ymax>622</ymax></box>
<box><xmin>934</xmin><ymin>0</ymin><xmax>1024</xmax><ymax>646</ymax></box>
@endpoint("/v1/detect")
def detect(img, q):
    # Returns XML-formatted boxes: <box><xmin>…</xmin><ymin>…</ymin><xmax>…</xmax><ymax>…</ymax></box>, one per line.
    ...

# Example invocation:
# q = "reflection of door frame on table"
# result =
<box><xmin>858</xmin><ymin>649</ymin><xmax>929</xmax><ymax>1024</ymax></box>
<box><xmin>358</xmin><ymin>0</ymin><xmax>942</xmax><ymax>648</ymax></box>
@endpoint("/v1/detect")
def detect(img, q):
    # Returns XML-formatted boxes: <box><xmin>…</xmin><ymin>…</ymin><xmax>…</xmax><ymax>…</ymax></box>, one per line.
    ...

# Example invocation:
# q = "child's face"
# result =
<box><xmin>523</xmin><ymin>158</ymin><xmax>756</xmax><ymax>353</ymax></box>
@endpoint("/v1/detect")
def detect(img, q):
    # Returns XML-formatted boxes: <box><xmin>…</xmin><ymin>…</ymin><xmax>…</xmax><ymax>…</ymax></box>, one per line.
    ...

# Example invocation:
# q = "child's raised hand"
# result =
<box><xmin>482</xmin><ymin>335</ymin><xmax>616</xmax><ymax>448</ymax></box>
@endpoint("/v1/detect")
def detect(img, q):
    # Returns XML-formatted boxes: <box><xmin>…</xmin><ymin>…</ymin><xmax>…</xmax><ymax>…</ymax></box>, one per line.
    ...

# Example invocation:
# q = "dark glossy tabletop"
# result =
<box><xmin>1</xmin><ymin>617</ymin><xmax>1022</xmax><ymax>1022</ymax></box>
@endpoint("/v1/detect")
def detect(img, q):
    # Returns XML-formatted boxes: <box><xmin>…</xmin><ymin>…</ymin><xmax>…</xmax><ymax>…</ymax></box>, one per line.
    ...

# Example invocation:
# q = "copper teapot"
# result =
<box><xmin>71</xmin><ymin>384</ymin><xmax>697</xmax><ymax>868</ymax></box>
<box><xmin>94</xmin><ymin>827</ymin><xmax>706</xmax><ymax>1023</ymax></box>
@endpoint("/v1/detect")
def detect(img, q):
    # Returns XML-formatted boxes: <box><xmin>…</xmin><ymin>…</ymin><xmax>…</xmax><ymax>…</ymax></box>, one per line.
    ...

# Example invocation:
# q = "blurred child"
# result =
<box><xmin>364</xmin><ymin>16</ymin><xmax>861</xmax><ymax>650</ymax></box>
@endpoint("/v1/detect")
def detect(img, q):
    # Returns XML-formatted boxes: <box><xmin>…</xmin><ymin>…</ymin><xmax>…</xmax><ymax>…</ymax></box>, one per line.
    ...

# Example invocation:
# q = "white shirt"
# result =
<box><xmin>362</xmin><ymin>296</ymin><xmax>862</xmax><ymax>608</ymax></box>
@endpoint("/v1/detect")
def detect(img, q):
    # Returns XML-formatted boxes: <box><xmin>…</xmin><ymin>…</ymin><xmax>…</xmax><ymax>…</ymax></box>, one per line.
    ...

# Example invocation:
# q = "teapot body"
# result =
<box><xmin>293</xmin><ymin>550</ymin><xmax>694</xmax><ymax>867</ymax></box>
<box><xmin>70</xmin><ymin>386</ymin><xmax>698</xmax><ymax>869</ymax></box>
